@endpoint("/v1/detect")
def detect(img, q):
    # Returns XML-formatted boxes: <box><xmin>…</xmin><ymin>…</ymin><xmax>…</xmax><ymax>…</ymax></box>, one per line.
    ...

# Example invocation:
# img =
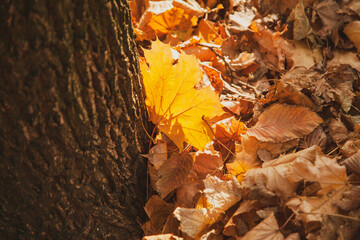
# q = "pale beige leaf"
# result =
<box><xmin>173</xmin><ymin>208</ymin><xmax>212</xmax><ymax>238</ymax></box>
<box><xmin>143</xmin><ymin>234</ymin><xmax>183</xmax><ymax>240</ymax></box>
<box><xmin>174</xmin><ymin>176</ymin><xmax>242</xmax><ymax>237</ymax></box>
<box><xmin>156</xmin><ymin>151</ymin><xmax>194</xmax><ymax>198</ymax></box>
<box><xmin>203</xmin><ymin>175</ymin><xmax>243</xmax><ymax>213</ymax></box>
<box><xmin>285</xmin><ymin>233</ymin><xmax>300</xmax><ymax>240</ymax></box>
<box><xmin>244</xmin><ymin>146</ymin><xmax>348</xmax><ymax>200</ymax></box>
<box><xmin>247</xmin><ymin>104</ymin><xmax>323</xmax><ymax>142</ymax></box>
<box><xmin>242</xmin><ymin>213</ymin><xmax>284</xmax><ymax>240</ymax></box>
<box><xmin>148</xmin><ymin>142</ymin><xmax>168</xmax><ymax>170</ymax></box>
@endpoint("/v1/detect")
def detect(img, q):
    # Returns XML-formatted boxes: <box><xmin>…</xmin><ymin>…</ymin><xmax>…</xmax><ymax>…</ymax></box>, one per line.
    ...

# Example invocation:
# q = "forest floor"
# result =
<box><xmin>130</xmin><ymin>0</ymin><xmax>360</xmax><ymax>239</ymax></box>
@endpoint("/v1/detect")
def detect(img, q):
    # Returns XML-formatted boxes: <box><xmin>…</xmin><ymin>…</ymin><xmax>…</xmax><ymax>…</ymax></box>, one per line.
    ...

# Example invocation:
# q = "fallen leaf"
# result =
<box><xmin>292</xmin><ymin>1</ymin><xmax>312</xmax><ymax>41</ymax></box>
<box><xmin>142</xmin><ymin>234</ymin><xmax>183</xmax><ymax>240</ymax></box>
<box><xmin>192</xmin><ymin>144</ymin><xmax>223</xmax><ymax>179</ymax></box>
<box><xmin>223</xmin><ymin>200</ymin><xmax>259</xmax><ymax>237</ymax></box>
<box><xmin>342</xmin><ymin>150</ymin><xmax>360</xmax><ymax>175</ymax></box>
<box><xmin>144</xmin><ymin>195</ymin><xmax>175</xmax><ymax>234</ymax></box>
<box><xmin>141</xmin><ymin>40</ymin><xmax>226</xmax><ymax>150</ymax></box>
<box><xmin>156</xmin><ymin>151</ymin><xmax>194</xmax><ymax>198</ymax></box>
<box><xmin>337</xmin><ymin>185</ymin><xmax>360</xmax><ymax>211</ymax></box>
<box><xmin>147</xmin><ymin>142</ymin><xmax>168</xmax><ymax>170</ymax></box>
<box><xmin>261</xmin><ymin>81</ymin><xmax>316</xmax><ymax>110</ymax></box>
<box><xmin>227</xmin><ymin>135</ymin><xmax>259</xmax><ymax>182</ymax></box>
<box><xmin>173</xmin><ymin>207</ymin><xmax>213</xmax><ymax>238</ymax></box>
<box><xmin>242</xmin><ymin>213</ymin><xmax>284</xmax><ymax>240</ymax></box>
<box><xmin>244</xmin><ymin>146</ymin><xmax>348</xmax><ymax>200</ymax></box>
<box><xmin>174</xmin><ymin>175</ymin><xmax>242</xmax><ymax>237</ymax></box>
<box><xmin>203</xmin><ymin>175</ymin><xmax>243</xmax><ymax>212</ymax></box>
<box><xmin>344</xmin><ymin>21</ymin><xmax>360</xmax><ymax>53</ymax></box>
<box><xmin>247</xmin><ymin>104</ymin><xmax>323</xmax><ymax>142</ymax></box>
<box><xmin>137</xmin><ymin>1</ymin><xmax>201</xmax><ymax>41</ymax></box>
<box><xmin>329</xmin><ymin>118</ymin><xmax>349</xmax><ymax>144</ymax></box>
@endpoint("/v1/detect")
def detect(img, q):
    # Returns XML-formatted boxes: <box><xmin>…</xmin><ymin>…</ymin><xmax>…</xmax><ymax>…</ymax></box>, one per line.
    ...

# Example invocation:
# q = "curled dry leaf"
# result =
<box><xmin>174</xmin><ymin>175</ymin><xmax>242</xmax><ymax>238</ymax></box>
<box><xmin>144</xmin><ymin>195</ymin><xmax>175</xmax><ymax>234</ymax></box>
<box><xmin>261</xmin><ymin>81</ymin><xmax>316</xmax><ymax>110</ymax></box>
<box><xmin>244</xmin><ymin>146</ymin><xmax>348</xmax><ymax>200</ymax></box>
<box><xmin>223</xmin><ymin>200</ymin><xmax>259</xmax><ymax>237</ymax></box>
<box><xmin>242</xmin><ymin>213</ymin><xmax>284</xmax><ymax>240</ymax></box>
<box><xmin>286</xmin><ymin>189</ymin><xmax>345</xmax><ymax>234</ymax></box>
<box><xmin>141</xmin><ymin>40</ymin><xmax>225</xmax><ymax>151</ymax></box>
<box><xmin>192</xmin><ymin>143</ymin><xmax>223</xmax><ymax>179</ymax></box>
<box><xmin>226</xmin><ymin>135</ymin><xmax>259</xmax><ymax>182</ymax></box>
<box><xmin>329</xmin><ymin>118</ymin><xmax>349</xmax><ymax>144</ymax></box>
<box><xmin>342</xmin><ymin>150</ymin><xmax>360</xmax><ymax>174</ymax></box>
<box><xmin>156</xmin><ymin>151</ymin><xmax>194</xmax><ymax>198</ymax></box>
<box><xmin>344</xmin><ymin>21</ymin><xmax>360</xmax><ymax>53</ymax></box>
<box><xmin>337</xmin><ymin>185</ymin><xmax>360</xmax><ymax>211</ymax></box>
<box><xmin>247</xmin><ymin>104</ymin><xmax>323</xmax><ymax>143</ymax></box>
<box><xmin>292</xmin><ymin>1</ymin><xmax>312</xmax><ymax>41</ymax></box>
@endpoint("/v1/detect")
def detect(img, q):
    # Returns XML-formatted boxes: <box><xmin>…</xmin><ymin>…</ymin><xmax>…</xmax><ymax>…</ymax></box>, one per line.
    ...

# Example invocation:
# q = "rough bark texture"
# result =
<box><xmin>0</xmin><ymin>0</ymin><xmax>148</xmax><ymax>239</ymax></box>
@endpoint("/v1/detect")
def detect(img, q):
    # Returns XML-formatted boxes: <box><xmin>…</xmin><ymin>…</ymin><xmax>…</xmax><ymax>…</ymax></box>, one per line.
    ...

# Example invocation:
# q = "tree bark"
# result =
<box><xmin>0</xmin><ymin>0</ymin><xmax>148</xmax><ymax>239</ymax></box>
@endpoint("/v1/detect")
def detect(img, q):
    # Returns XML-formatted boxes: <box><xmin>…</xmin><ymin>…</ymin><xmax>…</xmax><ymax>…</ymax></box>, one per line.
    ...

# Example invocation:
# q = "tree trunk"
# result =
<box><xmin>0</xmin><ymin>0</ymin><xmax>149</xmax><ymax>239</ymax></box>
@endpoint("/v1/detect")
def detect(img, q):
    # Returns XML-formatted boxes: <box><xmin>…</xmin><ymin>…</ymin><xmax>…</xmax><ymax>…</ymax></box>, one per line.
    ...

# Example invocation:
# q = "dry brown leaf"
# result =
<box><xmin>292</xmin><ymin>1</ymin><xmax>312</xmax><ymax>41</ymax></box>
<box><xmin>223</xmin><ymin>200</ymin><xmax>258</xmax><ymax>237</ymax></box>
<box><xmin>301</xmin><ymin>126</ymin><xmax>327</xmax><ymax>150</ymax></box>
<box><xmin>174</xmin><ymin>175</ymin><xmax>242</xmax><ymax>238</ymax></box>
<box><xmin>342</xmin><ymin>150</ymin><xmax>360</xmax><ymax>175</ymax></box>
<box><xmin>247</xmin><ymin>104</ymin><xmax>323</xmax><ymax>143</ymax></box>
<box><xmin>344</xmin><ymin>21</ymin><xmax>360</xmax><ymax>53</ymax></box>
<box><xmin>176</xmin><ymin>175</ymin><xmax>203</xmax><ymax>208</ymax></box>
<box><xmin>147</xmin><ymin>142</ymin><xmax>168</xmax><ymax>170</ymax></box>
<box><xmin>244</xmin><ymin>146</ymin><xmax>348</xmax><ymax>200</ymax></box>
<box><xmin>261</xmin><ymin>81</ymin><xmax>316</xmax><ymax>110</ymax></box>
<box><xmin>337</xmin><ymin>185</ymin><xmax>360</xmax><ymax>211</ymax></box>
<box><xmin>242</xmin><ymin>213</ymin><xmax>284</xmax><ymax>240</ymax></box>
<box><xmin>144</xmin><ymin>195</ymin><xmax>175</xmax><ymax>234</ymax></box>
<box><xmin>214</xmin><ymin>117</ymin><xmax>247</xmax><ymax>160</ymax></box>
<box><xmin>329</xmin><ymin>118</ymin><xmax>349</xmax><ymax>144</ymax></box>
<box><xmin>313</xmin><ymin>0</ymin><xmax>341</xmax><ymax>39</ymax></box>
<box><xmin>156</xmin><ymin>151</ymin><xmax>194</xmax><ymax>198</ymax></box>
<box><xmin>286</xmin><ymin>188</ymin><xmax>345</xmax><ymax>234</ymax></box>
<box><xmin>192</xmin><ymin>144</ymin><xmax>223</xmax><ymax>179</ymax></box>
<box><xmin>252</xmin><ymin>24</ymin><xmax>295</xmax><ymax>71</ymax></box>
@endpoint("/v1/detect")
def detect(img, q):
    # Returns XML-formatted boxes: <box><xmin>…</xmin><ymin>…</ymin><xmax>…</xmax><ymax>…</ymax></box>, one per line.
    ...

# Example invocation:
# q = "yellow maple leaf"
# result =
<box><xmin>141</xmin><ymin>40</ymin><xmax>225</xmax><ymax>151</ymax></box>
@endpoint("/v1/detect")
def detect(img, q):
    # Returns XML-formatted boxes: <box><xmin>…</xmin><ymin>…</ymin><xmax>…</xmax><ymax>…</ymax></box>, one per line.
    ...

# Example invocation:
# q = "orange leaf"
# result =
<box><xmin>247</xmin><ymin>104</ymin><xmax>323</xmax><ymax>142</ymax></box>
<box><xmin>141</xmin><ymin>40</ymin><xmax>225</xmax><ymax>150</ymax></box>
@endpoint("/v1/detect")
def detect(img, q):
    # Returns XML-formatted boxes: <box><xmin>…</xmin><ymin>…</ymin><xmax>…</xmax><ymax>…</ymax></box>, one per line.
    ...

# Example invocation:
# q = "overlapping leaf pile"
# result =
<box><xmin>131</xmin><ymin>0</ymin><xmax>360</xmax><ymax>239</ymax></box>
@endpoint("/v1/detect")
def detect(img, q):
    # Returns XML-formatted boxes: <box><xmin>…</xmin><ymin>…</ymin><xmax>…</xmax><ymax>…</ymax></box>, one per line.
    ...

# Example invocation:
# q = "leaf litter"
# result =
<box><xmin>130</xmin><ymin>0</ymin><xmax>360</xmax><ymax>239</ymax></box>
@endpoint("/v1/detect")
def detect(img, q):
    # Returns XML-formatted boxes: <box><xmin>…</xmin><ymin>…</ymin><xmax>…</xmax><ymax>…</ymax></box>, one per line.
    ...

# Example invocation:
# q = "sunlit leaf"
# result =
<box><xmin>141</xmin><ymin>40</ymin><xmax>225</xmax><ymax>150</ymax></box>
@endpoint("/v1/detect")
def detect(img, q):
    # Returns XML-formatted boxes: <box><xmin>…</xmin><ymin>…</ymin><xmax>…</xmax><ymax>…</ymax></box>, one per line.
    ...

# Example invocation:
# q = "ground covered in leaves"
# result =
<box><xmin>129</xmin><ymin>0</ymin><xmax>360</xmax><ymax>239</ymax></box>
